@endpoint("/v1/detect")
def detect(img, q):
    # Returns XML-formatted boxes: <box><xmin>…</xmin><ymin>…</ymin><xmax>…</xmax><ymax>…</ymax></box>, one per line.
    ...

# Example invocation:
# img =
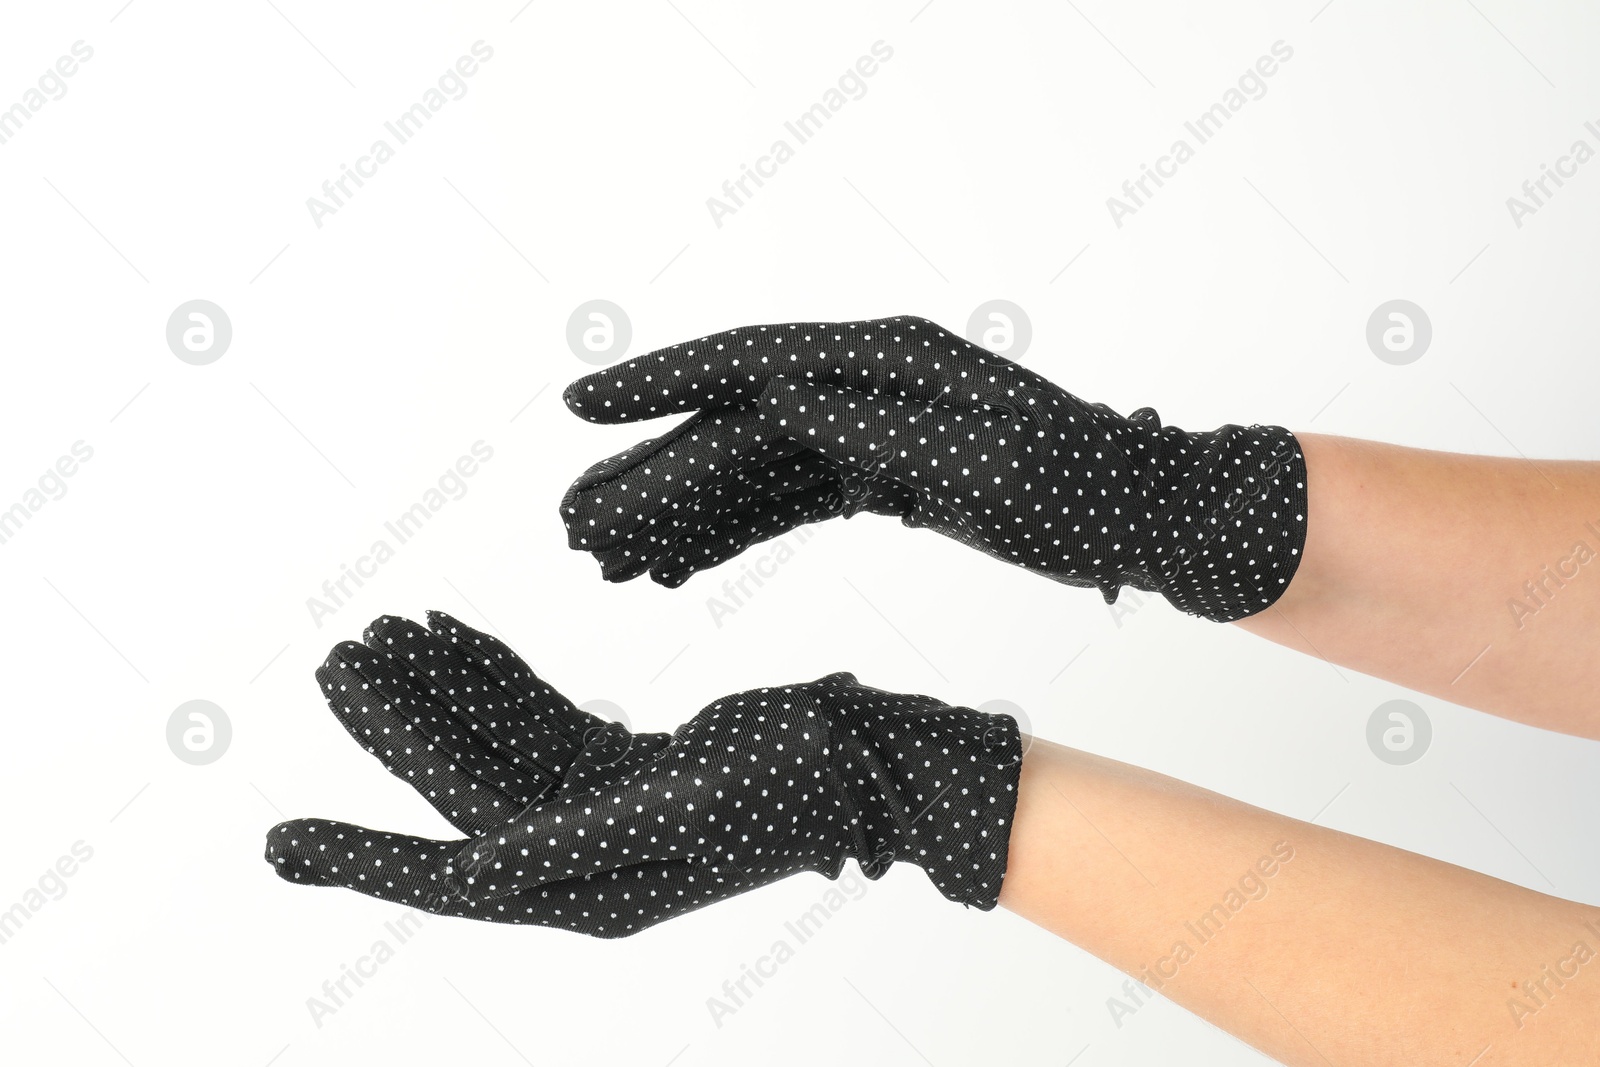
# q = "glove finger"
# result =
<box><xmin>321</xmin><ymin>642</ymin><xmax>547</xmax><ymax>807</ymax></box>
<box><xmin>265</xmin><ymin>818</ymin><xmax>467</xmax><ymax>910</ymax></box>
<box><xmin>505</xmin><ymin>858</ymin><xmax>736</xmax><ymax>938</ymax></box>
<box><xmin>557</xmin><ymin>730</ymin><xmax>673</xmax><ymax>795</ymax></box>
<box><xmin>318</xmin><ymin>633</ymin><xmax>643</xmax><ymax>831</ymax></box>
<box><xmin>358</xmin><ymin>617</ymin><xmax>650</xmax><ymax>809</ymax></box>
<box><xmin>560</xmin><ymin>408</ymin><xmax>796</xmax><ymax>554</ymax></box>
<box><xmin>563</xmin><ymin>406</ymin><xmax>793</xmax><ymax>497</ymax></box>
<box><xmin>647</xmin><ymin>483</ymin><xmax>846</xmax><ymax>589</ymax></box>
<box><xmin>757</xmin><ymin>377</ymin><xmax>1022</xmax><ymax>501</ymax></box>
<box><xmin>423</xmin><ymin>610</ymin><xmax>601</xmax><ymax>743</ymax></box>
<box><xmin>562</xmin><ymin>316</ymin><xmax>993</xmax><ymax>424</ymax></box>
<box><xmin>454</xmin><ymin>775</ymin><xmax>705</xmax><ymax>897</ymax></box>
<box><xmin>324</xmin><ymin>638</ymin><xmax>529</xmax><ymax>779</ymax></box>
<box><xmin>363</xmin><ymin>614</ymin><xmax>493</xmax><ymax>691</ymax></box>
<box><xmin>266</xmin><ymin>817</ymin><xmax>722</xmax><ymax>937</ymax></box>
<box><xmin>362</xmin><ymin>617</ymin><xmax>573</xmax><ymax>781</ymax></box>
<box><xmin>316</xmin><ymin>650</ymin><xmax>523</xmax><ymax>836</ymax></box>
<box><xmin>588</xmin><ymin>450</ymin><xmax>842</xmax><ymax>584</ymax></box>
<box><xmin>267</xmin><ymin>817</ymin><xmax>759</xmax><ymax>936</ymax></box>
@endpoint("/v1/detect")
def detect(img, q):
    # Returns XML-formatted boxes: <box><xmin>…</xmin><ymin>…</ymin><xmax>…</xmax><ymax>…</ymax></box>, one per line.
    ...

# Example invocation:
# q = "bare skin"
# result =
<box><xmin>1001</xmin><ymin>740</ymin><xmax>1600</xmax><ymax>1066</ymax></box>
<box><xmin>998</xmin><ymin>437</ymin><xmax>1600</xmax><ymax>1064</ymax></box>
<box><xmin>1236</xmin><ymin>434</ymin><xmax>1600</xmax><ymax>738</ymax></box>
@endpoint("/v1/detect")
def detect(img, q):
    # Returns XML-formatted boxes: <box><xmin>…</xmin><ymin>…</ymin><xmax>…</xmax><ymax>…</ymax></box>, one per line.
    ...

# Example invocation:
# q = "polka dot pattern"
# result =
<box><xmin>305</xmin><ymin>610</ymin><xmax>667</xmax><ymax>836</ymax></box>
<box><xmin>561</xmin><ymin>316</ymin><xmax>1308</xmax><ymax>622</ymax></box>
<box><xmin>267</xmin><ymin>614</ymin><xmax>1022</xmax><ymax>937</ymax></box>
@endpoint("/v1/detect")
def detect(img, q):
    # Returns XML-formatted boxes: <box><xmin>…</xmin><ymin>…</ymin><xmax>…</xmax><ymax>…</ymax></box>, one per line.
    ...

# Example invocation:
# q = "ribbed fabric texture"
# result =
<box><xmin>560</xmin><ymin>315</ymin><xmax>1308</xmax><ymax>622</ymax></box>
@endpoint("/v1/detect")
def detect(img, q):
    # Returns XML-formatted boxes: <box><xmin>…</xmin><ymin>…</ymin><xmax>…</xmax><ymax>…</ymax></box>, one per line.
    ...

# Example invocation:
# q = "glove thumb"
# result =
<box><xmin>265</xmin><ymin>818</ymin><xmax>465</xmax><ymax>911</ymax></box>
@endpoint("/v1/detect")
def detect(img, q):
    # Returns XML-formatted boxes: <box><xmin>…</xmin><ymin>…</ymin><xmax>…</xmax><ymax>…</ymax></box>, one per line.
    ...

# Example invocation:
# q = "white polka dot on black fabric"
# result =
<box><xmin>267</xmin><ymin>616</ymin><xmax>1022</xmax><ymax>937</ymax></box>
<box><xmin>560</xmin><ymin>316</ymin><xmax>1307</xmax><ymax>622</ymax></box>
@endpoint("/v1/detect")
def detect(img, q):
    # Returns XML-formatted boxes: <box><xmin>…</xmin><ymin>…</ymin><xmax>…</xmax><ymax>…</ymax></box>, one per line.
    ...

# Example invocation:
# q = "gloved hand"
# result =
<box><xmin>561</xmin><ymin>315</ymin><xmax>1307</xmax><ymax>622</ymax></box>
<box><xmin>265</xmin><ymin>613</ymin><xmax>1022</xmax><ymax>937</ymax></box>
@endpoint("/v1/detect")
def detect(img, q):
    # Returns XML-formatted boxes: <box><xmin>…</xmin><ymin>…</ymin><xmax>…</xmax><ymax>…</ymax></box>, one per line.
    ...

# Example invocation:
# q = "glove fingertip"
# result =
<box><xmin>360</xmin><ymin>614</ymin><xmax>425</xmax><ymax>651</ymax></box>
<box><xmin>596</xmin><ymin>557</ymin><xmax>634</xmax><ymax>584</ymax></box>
<box><xmin>652</xmin><ymin>565</ymin><xmax>693</xmax><ymax>589</ymax></box>
<box><xmin>424</xmin><ymin>609</ymin><xmax>470</xmax><ymax>638</ymax></box>
<box><xmin>318</xmin><ymin>640</ymin><xmax>375</xmax><ymax>680</ymax></box>
<box><xmin>560</xmin><ymin>376</ymin><xmax>588</xmax><ymax>414</ymax></box>
<box><xmin>562</xmin><ymin>375</ymin><xmax>631</xmax><ymax>423</ymax></box>
<box><xmin>264</xmin><ymin>819</ymin><xmax>345</xmax><ymax>886</ymax></box>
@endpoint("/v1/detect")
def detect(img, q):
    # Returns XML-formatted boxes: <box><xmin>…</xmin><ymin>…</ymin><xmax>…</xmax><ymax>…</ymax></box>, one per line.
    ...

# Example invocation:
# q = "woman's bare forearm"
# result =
<box><xmin>1235</xmin><ymin>433</ymin><xmax>1600</xmax><ymax>737</ymax></box>
<box><xmin>1000</xmin><ymin>738</ymin><xmax>1600</xmax><ymax>1066</ymax></box>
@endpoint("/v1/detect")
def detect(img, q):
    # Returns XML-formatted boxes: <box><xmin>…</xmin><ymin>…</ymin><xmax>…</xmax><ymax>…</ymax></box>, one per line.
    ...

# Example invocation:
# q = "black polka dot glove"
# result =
<box><xmin>265</xmin><ymin>613</ymin><xmax>1022</xmax><ymax>937</ymax></box>
<box><xmin>561</xmin><ymin>315</ymin><xmax>1308</xmax><ymax>622</ymax></box>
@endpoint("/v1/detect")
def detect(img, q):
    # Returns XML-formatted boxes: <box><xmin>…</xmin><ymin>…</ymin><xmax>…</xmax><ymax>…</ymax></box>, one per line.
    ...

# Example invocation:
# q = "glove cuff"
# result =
<box><xmin>1143</xmin><ymin>422</ymin><xmax>1308</xmax><ymax>622</ymax></box>
<box><xmin>829</xmin><ymin>693</ymin><xmax>1023</xmax><ymax>910</ymax></box>
<box><xmin>1096</xmin><ymin>414</ymin><xmax>1307</xmax><ymax>623</ymax></box>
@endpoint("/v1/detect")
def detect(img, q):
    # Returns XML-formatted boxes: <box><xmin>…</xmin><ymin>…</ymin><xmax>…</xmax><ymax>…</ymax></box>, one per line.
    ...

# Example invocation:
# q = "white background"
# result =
<box><xmin>2</xmin><ymin>2</ymin><xmax>1598</xmax><ymax>1064</ymax></box>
